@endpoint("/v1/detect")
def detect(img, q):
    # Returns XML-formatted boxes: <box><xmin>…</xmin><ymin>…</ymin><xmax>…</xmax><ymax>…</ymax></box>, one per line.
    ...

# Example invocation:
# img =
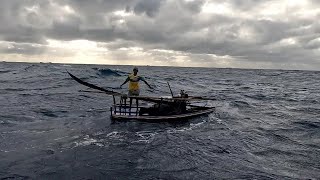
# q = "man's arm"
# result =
<box><xmin>120</xmin><ymin>77</ymin><xmax>130</xmax><ymax>88</ymax></box>
<box><xmin>140</xmin><ymin>77</ymin><xmax>153</xmax><ymax>89</ymax></box>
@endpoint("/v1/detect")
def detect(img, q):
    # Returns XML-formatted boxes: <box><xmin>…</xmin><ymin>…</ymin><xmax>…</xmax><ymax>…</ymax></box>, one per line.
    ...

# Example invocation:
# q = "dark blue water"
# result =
<box><xmin>1</xmin><ymin>62</ymin><xmax>320</xmax><ymax>179</ymax></box>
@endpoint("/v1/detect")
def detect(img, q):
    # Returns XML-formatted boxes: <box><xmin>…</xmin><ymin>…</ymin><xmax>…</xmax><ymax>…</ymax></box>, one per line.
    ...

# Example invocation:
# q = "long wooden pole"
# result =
<box><xmin>167</xmin><ymin>82</ymin><xmax>174</xmax><ymax>98</ymax></box>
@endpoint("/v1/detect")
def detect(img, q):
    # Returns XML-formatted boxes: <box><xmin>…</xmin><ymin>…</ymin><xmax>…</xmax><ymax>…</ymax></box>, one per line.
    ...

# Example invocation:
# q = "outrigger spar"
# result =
<box><xmin>67</xmin><ymin>71</ymin><xmax>122</xmax><ymax>96</ymax></box>
<box><xmin>68</xmin><ymin>71</ymin><xmax>215</xmax><ymax>121</ymax></box>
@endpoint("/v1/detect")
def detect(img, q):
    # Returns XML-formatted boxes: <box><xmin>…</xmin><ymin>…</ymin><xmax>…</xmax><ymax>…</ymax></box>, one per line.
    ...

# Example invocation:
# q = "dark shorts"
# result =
<box><xmin>128</xmin><ymin>89</ymin><xmax>140</xmax><ymax>96</ymax></box>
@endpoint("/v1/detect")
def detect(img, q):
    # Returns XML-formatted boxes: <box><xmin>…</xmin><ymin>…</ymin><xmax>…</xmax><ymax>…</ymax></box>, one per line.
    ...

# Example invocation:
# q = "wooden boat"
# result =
<box><xmin>67</xmin><ymin>71</ymin><xmax>215</xmax><ymax>121</ymax></box>
<box><xmin>110</xmin><ymin>104</ymin><xmax>215</xmax><ymax>121</ymax></box>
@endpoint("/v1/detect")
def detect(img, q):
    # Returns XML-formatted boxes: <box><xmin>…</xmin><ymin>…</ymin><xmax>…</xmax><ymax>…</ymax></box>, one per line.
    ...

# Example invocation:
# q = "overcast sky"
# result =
<box><xmin>0</xmin><ymin>0</ymin><xmax>320</xmax><ymax>70</ymax></box>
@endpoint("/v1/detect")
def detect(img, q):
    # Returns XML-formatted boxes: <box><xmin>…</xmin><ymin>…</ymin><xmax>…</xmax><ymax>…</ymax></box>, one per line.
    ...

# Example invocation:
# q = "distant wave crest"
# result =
<box><xmin>93</xmin><ymin>68</ymin><xmax>127</xmax><ymax>77</ymax></box>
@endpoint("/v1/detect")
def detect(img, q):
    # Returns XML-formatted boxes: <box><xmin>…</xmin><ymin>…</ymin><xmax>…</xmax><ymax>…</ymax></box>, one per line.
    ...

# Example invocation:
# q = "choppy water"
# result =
<box><xmin>0</xmin><ymin>62</ymin><xmax>320</xmax><ymax>179</ymax></box>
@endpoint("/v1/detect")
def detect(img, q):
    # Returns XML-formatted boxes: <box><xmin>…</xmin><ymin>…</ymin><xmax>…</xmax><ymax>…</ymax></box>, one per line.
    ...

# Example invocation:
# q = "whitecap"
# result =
<box><xmin>73</xmin><ymin>135</ymin><xmax>103</xmax><ymax>147</ymax></box>
<box><xmin>134</xmin><ymin>131</ymin><xmax>157</xmax><ymax>143</ymax></box>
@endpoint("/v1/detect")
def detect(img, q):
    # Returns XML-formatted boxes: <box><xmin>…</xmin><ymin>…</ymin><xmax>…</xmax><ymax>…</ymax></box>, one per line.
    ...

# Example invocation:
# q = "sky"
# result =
<box><xmin>0</xmin><ymin>0</ymin><xmax>320</xmax><ymax>70</ymax></box>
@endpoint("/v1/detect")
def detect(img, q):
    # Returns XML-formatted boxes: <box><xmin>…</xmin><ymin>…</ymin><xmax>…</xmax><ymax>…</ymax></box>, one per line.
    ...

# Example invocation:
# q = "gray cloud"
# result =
<box><xmin>0</xmin><ymin>42</ymin><xmax>47</xmax><ymax>55</ymax></box>
<box><xmin>0</xmin><ymin>0</ymin><xmax>320</xmax><ymax>70</ymax></box>
<box><xmin>133</xmin><ymin>0</ymin><xmax>164</xmax><ymax>17</ymax></box>
<box><xmin>228</xmin><ymin>0</ymin><xmax>265</xmax><ymax>11</ymax></box>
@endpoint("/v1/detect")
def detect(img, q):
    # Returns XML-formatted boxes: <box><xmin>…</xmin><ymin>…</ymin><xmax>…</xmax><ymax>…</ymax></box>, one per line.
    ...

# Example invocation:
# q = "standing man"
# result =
<box><xmin>120</xmin><ymin>67</ymin><xmax>153</xmax><ymax>114</ymax></box>
<box><xmin>120</xmin><ymin>67</ymin><xmax>153</xmax><ymax>95</ymax></box>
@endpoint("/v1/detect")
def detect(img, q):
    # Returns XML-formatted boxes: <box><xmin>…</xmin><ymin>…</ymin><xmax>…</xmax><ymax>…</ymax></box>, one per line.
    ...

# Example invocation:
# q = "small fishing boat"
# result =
<box><xmin>68</xmin><ymin>71</ymin><xmax>215</xmax><ymax>121</ymax></box>
<box><xmin>109</xmin><ymin>94</ymin><xmax>215</xmax><ymax>121</ymax></box>
<box><xmin>110</xmin><ymin>104</ymin><xmax>215</xmax><ymax>121</ymax></box>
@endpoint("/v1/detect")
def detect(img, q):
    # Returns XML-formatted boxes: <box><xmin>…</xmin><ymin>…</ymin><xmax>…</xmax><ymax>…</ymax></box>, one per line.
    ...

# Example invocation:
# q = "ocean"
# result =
<box><xmin>0</xmin><ymin>62</ymin><xmax>319</xmax><ymax>179</ymax></box>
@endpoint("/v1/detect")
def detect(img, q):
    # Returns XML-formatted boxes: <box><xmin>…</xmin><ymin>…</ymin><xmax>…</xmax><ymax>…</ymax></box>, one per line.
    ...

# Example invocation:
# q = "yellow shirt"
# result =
<box><xmin>128</xmin><ymin>74</ymin><xmax>141</xmax><ymax>91</ymax></box>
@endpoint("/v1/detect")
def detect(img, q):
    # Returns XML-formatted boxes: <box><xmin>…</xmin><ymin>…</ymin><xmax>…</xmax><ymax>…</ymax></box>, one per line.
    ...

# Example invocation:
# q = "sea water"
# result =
<box><xmin>0</xmin><ymin>62</ymin><xmax>319</xmax><ymax>179</ymax></box>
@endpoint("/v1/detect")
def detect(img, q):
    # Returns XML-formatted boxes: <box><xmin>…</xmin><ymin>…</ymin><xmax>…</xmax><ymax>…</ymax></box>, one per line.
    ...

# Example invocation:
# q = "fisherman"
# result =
<box><xmin>120</xmin><ymin>67</ymin><xmax>153</xmax><ymax>112</ymax></box>
<box><xmin>120</xmin><ymin>67</ymin><xmax>152</xmax><ymax>95</ymax></box>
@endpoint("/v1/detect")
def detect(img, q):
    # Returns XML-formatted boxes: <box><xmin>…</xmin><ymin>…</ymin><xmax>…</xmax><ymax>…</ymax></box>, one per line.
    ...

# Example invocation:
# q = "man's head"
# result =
<box><xmin>133</xmin><ymin>67</ymin><xmax>138</xmax><ymax>74</ymax></box>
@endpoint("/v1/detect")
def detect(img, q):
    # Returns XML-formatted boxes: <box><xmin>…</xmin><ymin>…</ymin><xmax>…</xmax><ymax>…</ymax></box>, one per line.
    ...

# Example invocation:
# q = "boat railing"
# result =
<box><xmin>110</xmin><ymin>95</ymin><xmax>142</xmax><ymax>116</ymax></box>
<box><xmin>110</xmin><ymin>105</ymin><xmax>140</xmax><ymax>116</ymax></box>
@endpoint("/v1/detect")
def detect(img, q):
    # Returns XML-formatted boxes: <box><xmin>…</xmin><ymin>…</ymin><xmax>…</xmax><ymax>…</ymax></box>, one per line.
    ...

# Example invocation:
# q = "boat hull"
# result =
<box><xmin>111</xmin><ymin>106</ymin><xmax>215</xmax><ymax>121</ymax></box>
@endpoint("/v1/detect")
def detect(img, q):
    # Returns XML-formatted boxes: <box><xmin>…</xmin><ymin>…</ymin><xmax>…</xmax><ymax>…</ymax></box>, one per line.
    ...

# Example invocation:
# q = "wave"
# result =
<box><xmin>0</xmin><ymin>88</ymin><xmax>26</xmax><ymax>92</ymax></box>
<box><xmin>73</xmin><ymin>135</ymin><xmax>104</xmax><ymax>148</ymax></box>
<box><xmin>1</xmin><ymin>174</ymin><xmax>31</xmax><ymax>180</ymax></box>
<box><xmin>257</xmin><ymin>72</ymin><xmax>285</xmax><ymax>77</ymax></box>
<box><xmin>293</xmin><ymin>121</ymin><xmax>320</xmax><ymax>129</ymax></box>
<box><xmin>33</xmin><ymin>109</ymin><xmax>68</xmax><ymax>118</ymax></box>
<box><xmin>93</xmin><ymin>68</ymin><xmax>127</xmax><ymax>77</ymax></box>
<box><xmin>0</xmin><ymin>70</ymin><xmax>11</xmax><ymax>74</ymax></box>
<box><xmin>0</xmin><ymin>115</ymin><xmax>35</xmax><ymax>126</ymax></box>
<box><xmin>253</xmin><ymin>147</ymin><xmax>303</xmax><ymax>157</ymax></box>
<box><xmin>0</xmin><ymin>120</ymin><xmax>17</xmax><ymax>127</ymax></box>
<box><xmin>244</xmin><ymin>93</ymin><xmax>269</xmax><ymax>100</ymax></box>
<box><xmin>164</xmin><ymin>77</ymin><xmax>175</xmax><ymax>81</ymax></box>
<box><xmin>231</xmin><ymin>100</ymin><xmax>251</xmax><ymax>108</ymax></box>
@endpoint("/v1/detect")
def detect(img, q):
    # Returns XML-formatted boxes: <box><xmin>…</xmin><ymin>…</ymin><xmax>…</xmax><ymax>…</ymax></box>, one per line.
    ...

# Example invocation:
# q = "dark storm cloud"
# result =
<box><xmin>0</xmin><ymin>0</ymin><xmax>319</xmax><ymax>69</ymax></box>
<box><xmin>133</xmin><ymin>0</ymin><xmax>164</xmax><ymax>17</ymax></box>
